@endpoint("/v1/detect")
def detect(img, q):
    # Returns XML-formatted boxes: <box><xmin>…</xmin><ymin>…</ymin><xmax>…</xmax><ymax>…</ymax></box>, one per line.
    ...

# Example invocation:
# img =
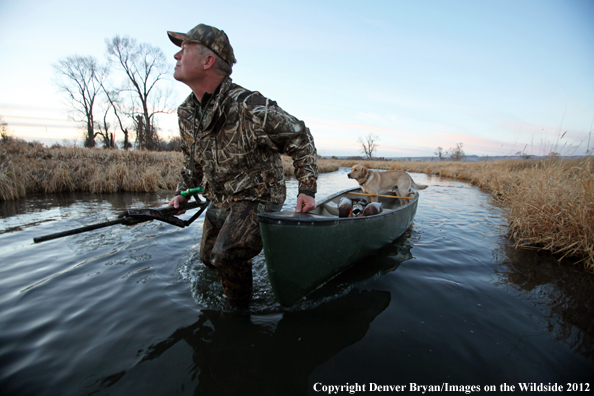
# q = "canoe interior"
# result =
<box><xmin>258</xmin><ymin>187</ymin><xmax>418</xmax><ymax>306</ymax></box>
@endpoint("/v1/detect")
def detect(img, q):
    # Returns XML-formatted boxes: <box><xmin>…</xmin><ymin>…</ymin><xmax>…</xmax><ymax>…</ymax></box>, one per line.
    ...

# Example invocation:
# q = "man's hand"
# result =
<box><xmin>295</xmin><ymin>193</ymin><xmax>316</xmax><ymax>213</ymax></box>
<box><xmin>168</xmin><ymin>194</ymin><xmax>190</xmax><ymax>215</ymax></box>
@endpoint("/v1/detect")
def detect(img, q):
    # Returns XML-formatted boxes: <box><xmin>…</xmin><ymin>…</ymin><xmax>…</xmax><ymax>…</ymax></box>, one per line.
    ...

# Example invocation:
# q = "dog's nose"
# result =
<box><xmin>347</xmin><ymin>173</ymin><xmax>352</xmax><ymax>179</ymax></box>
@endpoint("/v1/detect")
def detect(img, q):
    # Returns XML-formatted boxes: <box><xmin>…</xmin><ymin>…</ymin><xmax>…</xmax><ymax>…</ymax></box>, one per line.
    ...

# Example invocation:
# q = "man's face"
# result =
<box><xmin>173</xmin><ymin>42</ymin><xmax>204</xmax><ymax>84</ymax></box>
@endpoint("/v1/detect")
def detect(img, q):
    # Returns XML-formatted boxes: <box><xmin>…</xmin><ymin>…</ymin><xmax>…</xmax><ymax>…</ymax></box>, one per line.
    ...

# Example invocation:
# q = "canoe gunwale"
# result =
<box><xmin>257</xmin><ymin>187</ymin><xmax>419</xmax><ymax>226</ymax></box>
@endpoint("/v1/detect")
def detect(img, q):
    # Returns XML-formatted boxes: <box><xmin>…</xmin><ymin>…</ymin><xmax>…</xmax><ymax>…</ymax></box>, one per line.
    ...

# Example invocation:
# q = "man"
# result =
<box><xmin>167</xmin><ymin>24</ymin><xmax>318</xmax><ymax>305</ymax></box>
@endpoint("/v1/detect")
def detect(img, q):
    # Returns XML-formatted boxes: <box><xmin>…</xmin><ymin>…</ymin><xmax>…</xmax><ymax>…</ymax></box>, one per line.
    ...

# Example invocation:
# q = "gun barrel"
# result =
<box><xmin>33</xmin><ymin>201</ymin><xmax>203</xmax><ymax>244</ymax></box>
<box><xmin>33</xmin><ymin>218</ymin><xmax>126</xmax><ymax>243</ymax></box>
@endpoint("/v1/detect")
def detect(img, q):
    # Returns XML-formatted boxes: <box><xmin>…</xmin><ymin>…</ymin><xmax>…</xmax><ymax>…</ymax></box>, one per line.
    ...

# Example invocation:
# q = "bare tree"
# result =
<box><xmin>358</xmin><ymin>133</ymin><xmax>380</xmax><ymax>159</ymax></box>
<box><xmin>447</xmin><ymin>142</ymin><xmax>466</xmax><ymax>161</ymax></box>
<box><xmin>434</xmin><ymin>146</ymin><xmax>444</xmax><ymax>161</ymax></box>
<box><xmin>106</xmin><ymin>36</ymin><xmax>174</xmax><ymax>150</ymax></box>
<box><xmin>133</xmin><ymin>114</ymin><xmax>145</xmax><ymax>149</ymax></box>
<box><xmin>94</xmin><ymin>105</ymin><xmax>117</xmax><ymax>149</ymax></box>
<box><xmin>101</xmin><ymin>84</ymin><xmax>132</xmax><ymax>149</ymax></box>
<box><xmin>53</xmin><ymin>55</ymin><xmax>109</xmax><ymax>148</ymax></box>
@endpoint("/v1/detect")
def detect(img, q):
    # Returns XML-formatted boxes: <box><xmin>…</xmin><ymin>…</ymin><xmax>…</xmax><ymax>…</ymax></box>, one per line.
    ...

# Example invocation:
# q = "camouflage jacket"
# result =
<box><xmin>177</xmin><ymin>76</ymin><xmax>318</xmax><ymax>207</ymax></box>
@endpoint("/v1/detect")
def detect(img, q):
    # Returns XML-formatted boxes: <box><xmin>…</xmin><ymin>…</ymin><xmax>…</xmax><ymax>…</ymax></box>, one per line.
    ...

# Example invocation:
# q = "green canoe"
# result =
<box><xmin>258</xmin><ymin>187</ymin><xmax>419</xmax><ymax>306</ymax></box>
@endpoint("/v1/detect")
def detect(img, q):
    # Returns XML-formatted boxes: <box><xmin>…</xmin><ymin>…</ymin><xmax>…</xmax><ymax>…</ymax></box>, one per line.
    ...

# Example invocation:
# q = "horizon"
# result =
<box><xmin>5</xmin><ymin>135</ymin><xmax>589</xmax><ymax>163</ymax></box>
<box><xmin>1</xmin><ymin>0</ymin><xmax>593</xmax><ymax>158</ymax></box>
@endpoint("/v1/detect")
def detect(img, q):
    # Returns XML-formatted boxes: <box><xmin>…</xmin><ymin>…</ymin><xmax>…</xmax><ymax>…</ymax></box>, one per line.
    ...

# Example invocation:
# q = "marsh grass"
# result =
<box><xmin>0</xmin><ymin>142</ymin><xmax>333</xmax><ymax>201</ymax></box>
<box><xmin>282</xmin><ymin>155</ymin><xmax>340</xmax><ymax>175</ymax></box>
<box><xmin>336</xmin><ymin>158</ymin><xmax>594</xmax><ymax>271</ymax></box>
<box><xmin>2</xmin><ymin>139</ymin><xmax>592</xmax><ymax>270</ymax></box>
<box><xmin>0</xmin><ymin>139</ymin><xmax>182</xmax><ymax>200</ymax></box>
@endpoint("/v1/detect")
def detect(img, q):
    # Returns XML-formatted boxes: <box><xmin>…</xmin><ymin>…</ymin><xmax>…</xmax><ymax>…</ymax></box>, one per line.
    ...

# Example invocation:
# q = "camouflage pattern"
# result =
<box><xmin>176</xmin><ymin>76</ymin><xmax>318</xmax><ymax>207</ymax></box>
<box><xmin>200</xmin><ymin>201</ymin><xmax>263</xmax><ymax>265</ymax></box>
<box><xmin>168</xmin><ymin>24</ymin><xmax>236</xmax><ymax>66</ymax></box>
<box><xmin>200</xmin><ymin>201</ymin><xmax>271</xmax><ymax>304</ymax></box>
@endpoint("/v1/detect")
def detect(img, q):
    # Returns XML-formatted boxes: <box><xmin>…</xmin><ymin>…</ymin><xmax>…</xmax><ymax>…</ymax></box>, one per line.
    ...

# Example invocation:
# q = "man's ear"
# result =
<box><xmin>203</xmin><ymin>54</ymin><xmax>216</xmax><ymax>70</ymax></box>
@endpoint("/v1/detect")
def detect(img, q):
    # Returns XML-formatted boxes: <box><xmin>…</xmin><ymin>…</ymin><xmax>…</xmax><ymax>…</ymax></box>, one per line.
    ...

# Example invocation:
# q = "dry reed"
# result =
<box><xmin>2</xmin><ymin>140</ymin><xmax>592</xmax><ymax>270</ymax></box>
<box><xmin>0</xmin><ymin>139</ymin><xmax>183</xmax><ymax>200</ymax></box>
<box><xmin>0</xmin><ymin>143</ymin><xmax>336</xmax><ymax>201</ymax></box>
<box><xmin>282</xmin><ymin>155</ymin><xmax>340</xmax><ymax>176</ymax></box>
<box><xmin>332</xmin><ymin>157</ymin><xmax>594</xmax><ymax>271</ymax></box>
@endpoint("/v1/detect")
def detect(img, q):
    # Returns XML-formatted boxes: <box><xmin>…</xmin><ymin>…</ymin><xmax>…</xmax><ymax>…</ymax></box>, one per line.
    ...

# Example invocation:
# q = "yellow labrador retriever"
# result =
<box><xmin>348</xmin><ymin>164</ymin><xmax>428</xmax><ymax>204</ymax></box>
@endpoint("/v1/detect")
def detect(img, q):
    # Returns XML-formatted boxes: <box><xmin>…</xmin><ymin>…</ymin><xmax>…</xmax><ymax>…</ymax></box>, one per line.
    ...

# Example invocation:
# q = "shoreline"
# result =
<box><xmin>1</xmin><ymin>140</ymin><xmax>592</xmax><ymax>271</ymax></box>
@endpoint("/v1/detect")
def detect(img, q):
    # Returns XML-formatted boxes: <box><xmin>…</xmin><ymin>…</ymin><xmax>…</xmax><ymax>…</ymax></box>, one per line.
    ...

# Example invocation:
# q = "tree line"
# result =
<box><xmin>53</xmin><ymin>36</ymin><xmax>178</xmax><ymax>150</ymax></box>
<box><xmin>434</xmin><ymin>143</ymin><xmax>466</xmax><ymax>161</ymax></box>
<box><xmin>358</xmin><ymin>133</ymin><xmax>467</xmax><ymax>161</ymax></box>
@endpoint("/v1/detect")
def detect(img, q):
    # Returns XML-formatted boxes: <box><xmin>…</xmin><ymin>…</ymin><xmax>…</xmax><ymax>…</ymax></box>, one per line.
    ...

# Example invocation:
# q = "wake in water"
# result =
<box><xmin>177</xmin><ymin>250</ymin><xmax>281</xmax><ymax>313</ymax></box>
<box><xmin>174</xmin><ymin>229</ymin><xmax>415</xmax><ymax>314</ymax></box>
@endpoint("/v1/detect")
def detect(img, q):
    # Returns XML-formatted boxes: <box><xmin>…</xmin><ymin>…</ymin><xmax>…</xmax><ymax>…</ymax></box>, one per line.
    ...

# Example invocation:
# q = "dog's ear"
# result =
<box><xmin>360</xmin><ymin>166</ymin><xmax>368</xmax><ymax>179</ymax></box>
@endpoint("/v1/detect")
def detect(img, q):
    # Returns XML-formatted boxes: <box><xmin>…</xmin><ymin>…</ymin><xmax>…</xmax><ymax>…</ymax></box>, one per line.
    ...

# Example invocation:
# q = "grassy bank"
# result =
<box><xmin>1</xmin><ymin>139</ymin><xmax>592</xmax><ymax>270</ymax></box>
<box><xmin>0</xmin><ymin>140</ymin><xmax>337</xmax><ymax>200</ymax></box>
<box><xmin>336</xmin><ymin>158</ymin><xmax>594</xmax><ymax>272</ymax></box>
<box><xmin>0</xmin><ymin>140</ymin><xmax>183</xmax><ymax>200</ymax></box>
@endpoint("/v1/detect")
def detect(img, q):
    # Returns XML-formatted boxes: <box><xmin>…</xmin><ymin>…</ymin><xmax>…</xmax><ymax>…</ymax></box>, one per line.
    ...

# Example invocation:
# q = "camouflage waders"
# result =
<box><xmin>200</xmin><ymin>200</ymin><xmax>281</xmax><ymax>305</ymax></box>
<box><xmin>174</xmin><ymin>76</ymin><xmax>317</xmax><ymax>305</ymax></box>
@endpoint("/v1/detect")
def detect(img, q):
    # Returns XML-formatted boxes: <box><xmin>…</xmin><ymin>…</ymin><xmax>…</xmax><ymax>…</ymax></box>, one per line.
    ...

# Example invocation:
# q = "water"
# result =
<box><xmin>1</xmin><ymin>168</ymin><xmax>592</xmax><ymax>395</ymax></box>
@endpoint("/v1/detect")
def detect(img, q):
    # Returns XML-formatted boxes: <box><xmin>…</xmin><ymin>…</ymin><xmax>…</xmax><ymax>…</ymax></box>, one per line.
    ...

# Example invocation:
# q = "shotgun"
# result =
<box><xmin>33</xmin><ymin>190</ymin><xmax>209</xmax><ymax>244</ymax></box>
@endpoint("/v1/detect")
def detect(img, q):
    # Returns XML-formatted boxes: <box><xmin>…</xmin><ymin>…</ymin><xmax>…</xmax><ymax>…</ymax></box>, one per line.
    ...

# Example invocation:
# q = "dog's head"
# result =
<box><xmin>347</xmin><ymin>164</ymin><xmax>368</xmax><ymax>182</ymax></box>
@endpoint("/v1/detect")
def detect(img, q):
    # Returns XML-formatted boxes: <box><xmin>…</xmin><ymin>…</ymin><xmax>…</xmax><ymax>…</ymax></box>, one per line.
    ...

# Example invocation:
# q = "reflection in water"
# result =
<box><xmin>91</xmin><ymin>289</ymin><xmax>390</xmax><ymax>395</ymax></box>
<box><xmin>2</xmin><ymin>169</ymin><xmax>593</xmax><ymax>396</ymax></box>
<box><xmin>495</xmin><ymin>240</ymin><xmax>594</xmax><ymax>358</ymax></box>
<box><xmin>304</xmin><ymin>231</ymin><xmax>414</xmax><ymax>304</ymax></box>
<box><xmin>0</xmin><ymin>191</ymin><xmax>170</xmax><ymax>219</ymax></box>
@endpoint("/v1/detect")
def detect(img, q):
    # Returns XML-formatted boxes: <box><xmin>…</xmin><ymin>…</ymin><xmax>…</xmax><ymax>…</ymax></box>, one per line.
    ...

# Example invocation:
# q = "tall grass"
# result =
<box><xmin>335</xmin><ymin>158</ymin><xmax>594</xmax><ymax>272</ymax></box>
<box><xmin>0</xmin><ymin>139</ymin><xmax>182</xmax><ymax>200</ymax></box>
<box><xmin>281</xmin><ymin>155</ymin><xmax>340</xmax><ymax>175</ymax></box>
<box><xmin>0</xmin><ymin>141</ymin><xmax>337</xmax><ymax>201</ymax></box>
<box><xmin>2</xmin><ymin>139</ymin><xmax>592</xmax><ymax>271</ymax></box>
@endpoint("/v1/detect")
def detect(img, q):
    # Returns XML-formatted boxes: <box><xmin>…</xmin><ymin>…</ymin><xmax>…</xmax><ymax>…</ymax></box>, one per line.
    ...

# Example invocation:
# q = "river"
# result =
<box><xmin>0</xmin><ymin>167</ymin><xmax>592</xmax><ymax>395</ymax></box>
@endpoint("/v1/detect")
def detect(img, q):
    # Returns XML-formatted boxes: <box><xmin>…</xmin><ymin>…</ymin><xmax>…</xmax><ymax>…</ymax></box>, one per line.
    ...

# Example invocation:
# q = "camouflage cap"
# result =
<box><xmin>168</xmin><ymin>24</ymin><xmax>236</xmax><ymax>66</ymax></box>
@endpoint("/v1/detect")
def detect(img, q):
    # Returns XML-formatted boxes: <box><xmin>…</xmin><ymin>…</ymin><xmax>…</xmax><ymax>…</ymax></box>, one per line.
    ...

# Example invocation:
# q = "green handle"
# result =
<box><xmin>180</xmin><ymin>187</ymin><xmax>204</xmax><ymax>197</ymax></box>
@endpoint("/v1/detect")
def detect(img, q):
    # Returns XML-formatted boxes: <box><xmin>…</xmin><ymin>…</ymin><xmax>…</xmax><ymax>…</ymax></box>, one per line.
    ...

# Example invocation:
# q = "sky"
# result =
<box><xmin>1</xmin><ymin>0</ymin><xmax>593</xmax><ymax>158</ymax></box>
